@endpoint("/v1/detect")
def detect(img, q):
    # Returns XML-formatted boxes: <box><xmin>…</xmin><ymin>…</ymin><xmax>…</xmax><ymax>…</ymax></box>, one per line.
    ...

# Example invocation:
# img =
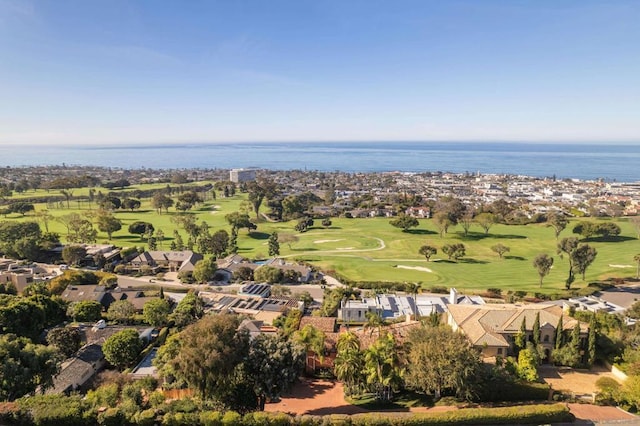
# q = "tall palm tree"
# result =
<box><xmin>365</xmin><ymin>311</ymin><xmax>386</xmax><ymax>337</ymax></box>
<box><xmin>634</xmin><ymin>253</ymin><xmax>640</xmax><ymax>279</ymax></box>
<box><xmin>334</xmin><ymin>348</ymin><xmax>364</xmax><ymax>396</ymax></box>
<box><xmin>294</xmin><ymin>324</ymin><xmax>326</xmax><ymax>370</ymax></box>
<box><xmin>364</xmin><ymin>333</ymin><xmax>402</xmax><ymax>402</ymax></box>
<box><xmin>336</xmin><ymin>331</ymin><xmax>360</xmax><ymax>353</ymax></box>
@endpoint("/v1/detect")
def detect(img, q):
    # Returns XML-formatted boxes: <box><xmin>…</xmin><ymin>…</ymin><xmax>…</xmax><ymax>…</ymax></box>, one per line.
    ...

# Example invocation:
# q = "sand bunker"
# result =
<box><xmin>609</xmin><ymin>264</ymin><xmax>633</xmax><ymax>268</ymax></box>
<box><xmin>210</xmin><ymin>205</ymin><xmax>221</xmax><ymax>214</ymax></box>
<box><xmin>314</xmin><ymin>239</ymin><xmax>344</xmax><ymax>244</ymax></box>
<box><xmin>396</xmin><ymin>265</ymin><xmax>433</xmax><ymax>273</ymax></box>
<box><xmin>336</xmin><ymin>247</ymin><xmax>355</xmax><ymax>250</ymax></box>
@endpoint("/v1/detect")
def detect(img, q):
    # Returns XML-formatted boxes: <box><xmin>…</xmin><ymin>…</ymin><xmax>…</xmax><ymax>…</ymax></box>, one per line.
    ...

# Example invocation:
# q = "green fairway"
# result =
<box><xmin>3</xmin><ymin>184</ymin><xmax>640</xmax><ymax>294</ymax></box>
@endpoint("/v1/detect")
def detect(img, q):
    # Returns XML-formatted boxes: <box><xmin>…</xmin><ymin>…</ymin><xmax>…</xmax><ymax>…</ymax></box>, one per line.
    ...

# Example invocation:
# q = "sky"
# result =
<box><xmin>0</xmin><ymin>0</ymin><xmax>639</xmax><ymax>145</ymax></box>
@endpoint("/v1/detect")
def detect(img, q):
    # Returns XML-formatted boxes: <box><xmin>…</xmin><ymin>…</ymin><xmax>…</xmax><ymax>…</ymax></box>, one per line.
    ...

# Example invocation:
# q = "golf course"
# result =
<box><xmin>4</xmin><ymin>182</ymin><xmax>640</xmax><ymax>295</ymax></box>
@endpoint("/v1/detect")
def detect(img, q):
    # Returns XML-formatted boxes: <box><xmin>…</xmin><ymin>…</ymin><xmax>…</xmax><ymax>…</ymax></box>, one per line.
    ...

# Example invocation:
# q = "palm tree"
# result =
<box><xmin>294</xmin><ymin>324</ymin><xmax>326</xmax><ymax>371</ymax></box>
<box><xmin>365</xmin><ymin>311</ymin><xmax>386</xmax><ymax>337</ymax></box>
<box><xmin>336</xmin><ymin>331</ymin><xmax>360</xmax><ymax>353</ymax></box>
<box><xmin>635</xmin><ymin>253</ymin><xmax>640</xmax><ymax>279</ymax></box>
<box><xmin>334</xmin><ymin>348</ymin><xmax>364</xmax><ymax>396</ymax></box>
<box><xmin>364</xmin><ymin>333</ymin><xmax>402</xmax><ymax>402</ymax></box>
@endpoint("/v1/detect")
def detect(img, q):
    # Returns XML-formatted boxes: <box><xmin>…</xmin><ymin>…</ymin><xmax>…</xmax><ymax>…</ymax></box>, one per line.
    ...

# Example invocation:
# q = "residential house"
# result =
<box><xmin>130</xmin><ymin>250</ymin><xmax>203</xmax><ymax>273</ymax></box>
<box><xmin>338</xmin><ymin>288</ymin><xmax>484</xmax><ymax>322</ymax></box>
<box><xmin>405</xmin><ymin>206</ymin><xmax>431</xmax><ymax>218</ymax></box>
<box><xmin>447</xmin><ymin>303</ymin><xmax>588</xmax><ymax>362</ymax></box>
<box><xmin>47</xmin><ymin>344</ymin><xmax>106</xmax><ymax>394</ymax></box>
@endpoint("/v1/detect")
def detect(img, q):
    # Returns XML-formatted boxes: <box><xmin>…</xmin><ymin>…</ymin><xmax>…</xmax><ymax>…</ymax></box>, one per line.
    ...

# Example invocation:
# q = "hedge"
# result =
<box><xmin>5</xmin><ymin>402</ymin><xmax>570</xmax><ymax>425</ymax></box>
<box><xmin>476</xmin><ymin>381</ymin><xmax>551</xmax><ymax>402</ymax></box>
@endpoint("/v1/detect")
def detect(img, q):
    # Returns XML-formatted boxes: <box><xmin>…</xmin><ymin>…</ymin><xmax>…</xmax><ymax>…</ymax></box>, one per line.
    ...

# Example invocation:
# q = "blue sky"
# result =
<box><xmin>0</xmin><ymin>0</ymin><xmax>638</xmax><ymax>145</ymax></box>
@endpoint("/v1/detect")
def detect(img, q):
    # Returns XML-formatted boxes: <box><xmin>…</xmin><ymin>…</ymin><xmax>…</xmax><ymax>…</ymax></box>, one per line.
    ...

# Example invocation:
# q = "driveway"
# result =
<box><xmin>539</xmin><ymin>365</ymin><xmax>620</xmax><ymax>395</ymax></box>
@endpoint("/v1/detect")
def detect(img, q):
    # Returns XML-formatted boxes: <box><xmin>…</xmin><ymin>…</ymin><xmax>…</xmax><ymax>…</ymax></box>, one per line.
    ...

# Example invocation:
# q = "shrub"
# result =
<box><xmin>222</xmin><ymin>411</ymin><xmax>242</xmax><ymax>425</ymax></box>
<box><xmin>200</xmin><ymin>410</ymin><xmax>223</xmax><ymax>426</ymax></box>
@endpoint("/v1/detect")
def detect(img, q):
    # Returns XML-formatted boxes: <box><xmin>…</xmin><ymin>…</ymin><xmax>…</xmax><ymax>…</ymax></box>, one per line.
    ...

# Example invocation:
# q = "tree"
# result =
<box><xmin>193</xmin><ymin>257</ymin><xmax>218</xmax><ymax>283</ymax></box>
<box><xmin>68</xmin><ymin>300</ymin><xmax>102</xmax><ymax>322</ymax></box>
<box><xmin>475</xmin><ymin>212</ymin><xmax>496</xmax><ymax>235</ymax></box>
<box><xmin>268</xmin><ymin>232</ymin><xmax>280</xmax><ymax>257</ymax></box>
<box><xmin>364</xmin><ymin>333</ymin><xmax>402</xmax><ymax>402</ymax></box>
<box><xmin>107</xmin><ymin>300</ymin><xmax>136</xmax><ymax>324</ymax></box>
<box><xmin>418</xmin><ymin>245</ymin><xmax>437</xmax><ymax>261</ymax></box>
<box><xmin>389</xmin><ymin>214</ymin><xmax>419</xmax><ymax>232</ymax></box>
<box><xmin>294</xmin><ymin>217</ymin><xmax>314</xmax><ymax>233</ymax></box>
<box><xmin>557</xmin><ymin>237</ymin><xmax>579</xmax><ymax>289</ymax></box>
<box><xmin>121</xmin><ymin>198</ymin><xmax>141</xmax><ymax>211</ymax></box>
<box><xmin>168</xmin><ymin>291</ymin><xmax>203</xmax><ymax>328</ymax></box>
<box><xmin>128</xmin><ymin>221</ymin><xmax>154</xmax><ymax>240</ymax></box>
<box><xmin>168</xmin><ymin>314</ymin><xmax>249</xmax><ymax>399</ymax></box>
<box><xmin>151</xmin><ymin>193</ymin><xmax>173</xmax><ymax>214</ymax></box>
<box><xmin>532</xmin><ymin>312</ymin><xmax>541</xmax><ymax>346</ymax></box>
<box><xmin>533</xmin><ymin>254</ymin><xmax>554</xmax><ymax>287</ymax></box>
<box><xmin>0</xmin><ymin>298</ymin><xmax>47</xmax><ymax>339</ymax></box>
<box><xmin>294</xmin><ymin>324</ymin><xmax>326</xmax><ymax>363</ymax></box>
<box><xmin>46</xmin><ymin>326</ymin><xmax>82</xmax><ymax>358</ymax></box>
<box><xmin>441</xmin><ymin>243</ymin><xmax>465</xmax><ymax>261</ymax></box>
<box><xmin>247</xmin><ymin>179</ymin><xmax>277</xmax><ymax>220</ymax></box>
<box><xmin>254</xmin><ymin>266</ymin><xmax>284</xmax><ymax>284</ymax></box>
<box><xmin>432</xmin><ymin>212</ymin><xmax>452</xmax><ymax>238</ymax></box>
<box><xmin>0</xmin><ymin>334</ymin><xmax>61</xmax><ymax>400</ymax></box>
<box><xmin>491</xmin><ymin>243</ymin><xmax>510</xmax><ymax>258</ymax></box>
<box><xmin>143</xmin><ymin>299</ymin><xmax>170</xmax><ymax>327</ymax></box>
<box><xmin>9</xmin><ymin>201</ymin><xmax>35</xmax><ymax>216</ymax></box>
<box><xmin>587</xmin><ymin>316</ymin><xmax>596</xmax><ymax>366</ymax></box>
<box><xmin>225</xmin><ymin>212</ymin><xmax>256</xmax><ymax>233</ymax></box>
<box><xmin>572</xmin><ymin>243</ymin><xmax>597</xmax><ymax>281</ymax></box>
<box><xmin>62</xmin><ymin>245</ymin><xmax>87</xmax><ymax>266</ymax></box>
<box><xmin>517</xmin><ymin>348</ymin><xmax>539</xmax><ymax>382</ymax></box>
<box><xmin>547</xmin><ymin>212</ymin><xmax>568</xmax><ymax>240</ymax></box>
<box><xmin>459</xmin><ymin>210</ymin><xmax>474</xmax><ymax>237</ymax></box>
<box><xmin>635</xmin><ymin>254</ymin><xmax>640</xmax><ymax>280</ymax></box>
<box><xmin>555</xmin><ymin>316</ymin><xmax>564</xmax><ymax>350</ymax></box>
<box><xmin>244</xmin><ymin>334</ymin><xmax>304</xmax><ymax>410</ymax></box>
<box><xmin>321</xmin><ymin>218</ymin><xmax>332</xmax><ymax>228</ymax></box>
<box><xmin>334</xmin><ymin>332</ymin><xmax>364</xmax><ymax>396</ymax></box>
<box><xmin>102</xmin><ymin>329</ymin><xmax>143</xmax><ymax>369</ymax></box>
<box><xmin>405</xmin><ymin>325</ymin><xmax>481</xmax><ymax>401</ymax></box>
<box><xmin>515</xmin><ymin>317</ymin><xmax>527</xmax><ymax>351</ymax></box>
<box><xmin>96</xmin><ymin>211</ymin><xmax>122</xmax><ymax>240</ymax></box>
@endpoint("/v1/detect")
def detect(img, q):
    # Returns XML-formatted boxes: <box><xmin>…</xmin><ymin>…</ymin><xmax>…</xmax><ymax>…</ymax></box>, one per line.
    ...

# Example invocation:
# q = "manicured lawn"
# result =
<box><xmin>3</xmin><ymin>184</ymin><xmax>639</xmax><ymax>294</ymax></box>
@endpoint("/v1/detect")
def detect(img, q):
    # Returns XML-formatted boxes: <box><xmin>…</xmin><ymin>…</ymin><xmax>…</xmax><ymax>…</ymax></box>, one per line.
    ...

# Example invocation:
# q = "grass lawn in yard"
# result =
<box><xmin>3</xmin><ymin>185</ymin><xmax>639</xmax><ymax>294</ymax></box>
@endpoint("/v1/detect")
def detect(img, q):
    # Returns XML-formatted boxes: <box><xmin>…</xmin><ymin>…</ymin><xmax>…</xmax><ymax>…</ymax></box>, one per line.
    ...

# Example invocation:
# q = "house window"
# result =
<box><xmin>358</xmin><ymin>310</ymin><xmax>361</xmax><ymax>318</ymax></box>
<box><xmin>497</xmin><ymin>348</ymin><xmax>503</xmax><ymax>355</ymax></box>
<box><xmin>543</xmin><ymin>335</ymin><xmax>549</xmax><ymax>342</ymax></box>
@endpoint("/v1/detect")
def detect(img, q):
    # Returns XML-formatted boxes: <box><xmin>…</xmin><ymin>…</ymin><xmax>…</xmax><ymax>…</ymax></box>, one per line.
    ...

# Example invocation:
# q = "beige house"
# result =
<box><xmin>130</xmin><ymin>250</ymin><xmax>202</xmax><ymax>273</ymax></box>
<box><xmin>447</xmin><ymin>303</ymin><xmax>588</xmax><ymax>362</ymax></box>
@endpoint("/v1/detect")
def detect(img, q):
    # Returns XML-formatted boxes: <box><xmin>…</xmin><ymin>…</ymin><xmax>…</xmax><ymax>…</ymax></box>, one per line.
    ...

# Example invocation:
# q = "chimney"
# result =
<box><xmin>449</xmin><ymin>288</ymin><xmax>458</xmax><ymax>305</ymax></box>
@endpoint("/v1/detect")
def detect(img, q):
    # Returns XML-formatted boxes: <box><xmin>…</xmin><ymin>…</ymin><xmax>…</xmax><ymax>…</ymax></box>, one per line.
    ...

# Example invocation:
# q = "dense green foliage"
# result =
<box><xmin>102</xmin><ymin>329</ymin><xmax>143</xmax><ymax>369</ymax></box>
<box><xmin>0</xmin><ymin>334</ymin><xmax>61</xmax><ymax>401</ymax></box>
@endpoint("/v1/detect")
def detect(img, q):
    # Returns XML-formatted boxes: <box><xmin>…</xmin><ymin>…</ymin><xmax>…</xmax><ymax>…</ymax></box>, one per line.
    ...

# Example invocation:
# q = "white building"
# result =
<box><xmin>230</xmin><ymin>168</ymin><xmax>257</xmax><ymax>183</ymax></box>
<box><xmin>338</xmin><ymin>288</ymin><xmax>485</xmax><ymax>322</ymax></box>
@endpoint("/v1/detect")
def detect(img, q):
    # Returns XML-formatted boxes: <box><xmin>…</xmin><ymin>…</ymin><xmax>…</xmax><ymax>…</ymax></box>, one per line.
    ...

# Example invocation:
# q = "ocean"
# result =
<box><xmin>2</xmin><ymin>142</ymin><xmax>639</xmax><ymax>182</ymax></box>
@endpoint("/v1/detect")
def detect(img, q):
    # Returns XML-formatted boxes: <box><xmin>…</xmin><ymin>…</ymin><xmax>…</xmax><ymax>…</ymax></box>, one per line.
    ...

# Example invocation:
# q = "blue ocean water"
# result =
<box><xmin>1</xmin><ymin>142</ymin><xmax>639</xmax><ymax>182</ymax></box>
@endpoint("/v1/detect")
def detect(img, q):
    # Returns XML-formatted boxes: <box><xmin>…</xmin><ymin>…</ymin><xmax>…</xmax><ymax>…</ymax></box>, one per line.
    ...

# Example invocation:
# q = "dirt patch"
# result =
<box><xmin>265</xmin><ymin>379</ymin><xmax>366</xmax><ymax>416</ymax></box>
<box><xmin>540</xmin><ymin>365</ymin><xmax>621</xmax><ymax>394</ymax></box>
<box><xmin>396</xmin><ymin>265</ymin><xmax>433</xmax><ymax>273</ymax></box>
<box><xmin>265</xmin><ymin>379</ymin><xmax>457</xmax><ymax>416</ymax></box>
